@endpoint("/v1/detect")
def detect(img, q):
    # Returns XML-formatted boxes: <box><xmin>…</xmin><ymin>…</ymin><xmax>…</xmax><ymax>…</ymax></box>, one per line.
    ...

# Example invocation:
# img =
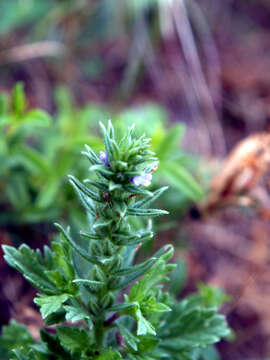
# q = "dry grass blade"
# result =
<box><xmin>0</xmin><ymin>41</ymin><xmax>67</xmax><ymax>65</ymax></box>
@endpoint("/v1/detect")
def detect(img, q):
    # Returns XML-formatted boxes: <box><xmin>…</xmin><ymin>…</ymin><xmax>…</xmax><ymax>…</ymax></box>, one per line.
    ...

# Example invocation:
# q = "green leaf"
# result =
<box><xmin>40</xmin><ymin>330</ymin><xmax>71</xmax><ymax>358</ymax></box>
<box><xmin>22</xmin><ymin>109</ymin><xmax>51</xmax><ymax>127</ymax></box>
<box><xmin>54</xmin><ymin>223</ymin><xmax>99</xmax><ymax>264</ymax></box>
<box><xmin>1</xmin><ymin>320</ymin><xmax>34</xmax><ymax>351</ymax></box>
<box><xmin>70</xmin><ymin>181</ymin><xmax>96</xmax><ymax>216</ymax></box>
<box><xmin>156</xmin><ymin>123</ymin><xmax>185</xmax><ymax>160</ymax></box>
<box><xmin>135</xmin><ymin>307</ymin><xmax>156</xmax><ymax>336</ymax></box>
<box><xmin>12</xmin><ymin>82</ymin><xmax>26</xmax><ymax>116</ymax></box>
<box><xmin>160</xmin><ymin>300</ymin><xmax>230</xmax><ymax>351</ymax></box>
<box><xmin>82</xmin><ymin>144</ymin><xmax>102</xmax><ymax>165</ymax></box>
<box><xmin>196</xmin><ymin>283</ymin><xmax>231</xmax><ymax>308</ymax></box>
<box><xmin>99</xmin><ymin>120</ymin><xmax>115</xmax><ymax>163</ymax></box>
<box><xmin>96</xmin><ymin>350</ymin><xmax>122</xmax><ymax>360</ymax></box>
<box><xmin>115</xmin><ymin>245</ymin><xmax>174</xmax><ymax>290</ymax></box>
<box><xmin>117</xmin><ymin>323</ymin><xmax>139</xmax><ymax>351</ymax></box>
<box><xmin>56</xmin><ymin>326</ymin><xmax>90</xmax><ymax>354</ymax></box>
<box><xmin>124</xmin><ymin>184</ymin><xmax>153</xmax><ymax>196</ymax></box>
<box><xmin>2</xmin><ymin>245</ymin><xmax>56</xmax><ymax>294</ymax></box>
<box><xmin>36</xmin><ymin>180</ymin><xmax>60</xmax><ymax>208</ymax></box>
<box><xmin>127</xmin><ymin>208</ymin><xmax>169</xmax><ymax>217</ymax></box>
<box><xmin>15</xmin><ymin>146</ymin><xmax>51</xmax><ymax>175</ymax></box>
<box><xmin>11</xmin><ymin>348</ymin><xmax>31</xmax><ymax>360</ymax></box>
<box><xmin>150</xmin><ymin>302</ymin><xmax>171</xmax><ymax>313</ymax></box>
<box><xmin>68</xmin><ymin>175</ymin><xmax>102</xmax><ymax>202</ymax></box>
<box><xmin>136</xmin><ymin>335</ymin><xmax>160</xmax><ymax>353</ymax></box>
<box><xmin>134</xmin><ymin>186</ymin><xmax>168</xmax><ymax>208</ymax></box>
<box><xmin>169</xmin><ymin>259</ymin><xmax>187</xmax><ymax>297</ymax></box>
<box><xmin>34</xmin><ymin>294</ymin><xmax>70</xmax><ymax>319</ymax></box>
<box><xmin>44</xmin><ymin>309</ymin><xmax>66</xmax><ymax>326</ymax></box>
<box><xmin>6</xmin><ymin>175</ymin><xmax>31</xmax><ymax>209</ymax></box>
<box><xmin>73</xmin><ymin>278</ymin><xmax>104</xmax><ymax>292</ymax></box>
<box><xmin>161</xmin><ymin>162</ymin><xmax>203</xmax><ymax>201</ymax></box>
<box><xmin>64</xmin><ymin>304</ymin><xmax>92</xmax><ymax>325</ymax></box>
<box><xmin>112</xmin><ymin>257</ymin><xmax>156</xmax><ymax>277</ymax></box>
<box><xmin>0</xmin><ymin>92</ymin><xmax>9</xmax><ymax>115</ymax></box>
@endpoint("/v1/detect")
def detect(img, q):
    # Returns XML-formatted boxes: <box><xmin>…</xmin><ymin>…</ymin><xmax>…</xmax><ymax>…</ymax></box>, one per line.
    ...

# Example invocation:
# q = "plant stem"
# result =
<box><xmin>94</xmin><ymin>316</ymin><xmax>105</xmax><ymax>348</ymax></box>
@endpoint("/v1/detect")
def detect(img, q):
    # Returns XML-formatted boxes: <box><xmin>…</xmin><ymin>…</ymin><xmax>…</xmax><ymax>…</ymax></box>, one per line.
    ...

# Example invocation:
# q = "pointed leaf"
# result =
<box><xmin>127</xmin><ymin>208</ymin><xmax>169</xmax><ymax>217</ymax></box>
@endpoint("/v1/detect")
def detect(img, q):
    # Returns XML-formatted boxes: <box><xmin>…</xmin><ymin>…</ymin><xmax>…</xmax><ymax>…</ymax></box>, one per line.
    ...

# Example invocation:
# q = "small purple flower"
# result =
<box><xmin>131</xmin><ymin>162</ymin><xmax>158</xmax><ymax>187</ymax></box>
<box><xmin>132</xmin><ymin>171</ymin><xmax>152</xmax><ymax>187</ymax></box>
<box><xmin>99</xmin><ymin>151</ymin><xmax>110</xmax><ymax>166</ymax></box>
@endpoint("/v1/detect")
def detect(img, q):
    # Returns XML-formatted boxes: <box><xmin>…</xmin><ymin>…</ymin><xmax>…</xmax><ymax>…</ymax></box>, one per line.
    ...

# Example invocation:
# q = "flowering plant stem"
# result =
<box><xmin>1</xmin><ymin>121</ymin><xmax>230</xmax><ymax>360</ymax></box>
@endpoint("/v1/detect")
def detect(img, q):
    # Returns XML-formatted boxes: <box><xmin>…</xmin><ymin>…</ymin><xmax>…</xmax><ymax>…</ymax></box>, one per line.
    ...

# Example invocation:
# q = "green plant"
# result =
<box><xmin>1</xmin><ymin>122</ymin><xmax>229</xmax><ymax>359</ymax></box>
<box><xmin>116</xmin><ymin>104</ymin><xmax>203</xmax><ymax>215</ymax></box>
<box><xmin>0</xmin><ymin>85</ymin><xmax>201</xmax><ymax>230</ymax></box>
<box><xmin>0</xmin><ymin>83</ymin><xmax>52</xmax><ymax>223</ymax></box>
<box><xmin>0</xmin><ymin>84</ymin><xmax>104</xmax><ymax>226</ymax></box>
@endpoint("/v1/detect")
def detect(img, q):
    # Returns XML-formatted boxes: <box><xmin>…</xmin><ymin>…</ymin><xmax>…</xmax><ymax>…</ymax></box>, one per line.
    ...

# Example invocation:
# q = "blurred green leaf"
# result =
<box><xmin>96</xmin><ymin>350</ymin><xmax>122</xmax><ymax>360</ymax></box>
<box><xmin>169</xmin><ymin>258</ymin><xmax>187</xmax><ymax>296</ymax></box>
<box><xmin>156</xmin><ymin>123</ymin><xmax>185</xmax><ymax>160</ymax></box>
<box><xmin>0</xmin><ymin>320</ymin><xmax>34</xmax><ymax>351</ymax></box>
<box><xmin>22</xmin><ymin>110</ymin><xmax>51</xmax><ymax>127</ymax></box>
<box><xmin>35</xmin><ymin>179</ymin><xmax>60</xmax><ymax>209</ymax></box>
<box><xmin>0</xmin><ymin>1</ymin><xmax>52</xmax><ymax>35</ymax></box>
<box><xmin>161</xmin><ymin>162</ymin><xmax>204</xmax><ymax>201</ymax></box>
<box><xmin>11</xmin><ymin>83</ymin><xmax>26</xmax><ymax>117</ymax></box>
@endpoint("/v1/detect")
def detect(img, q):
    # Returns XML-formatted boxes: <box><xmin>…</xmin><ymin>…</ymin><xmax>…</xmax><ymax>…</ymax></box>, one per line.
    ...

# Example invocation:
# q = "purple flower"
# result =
<box><xmin>132</xmin><ymin>171</ymin><xmax>152</xmax><ymax>187</ymax></box>
<box><xmin>131</xmin><ymin>162</ymin><xmax>158</xmax><ymax>187</ymax></box>
<box><xmin>99</xmin><ymin>151</ymin><xmax>110</xmax><ymax>166</ymax></box>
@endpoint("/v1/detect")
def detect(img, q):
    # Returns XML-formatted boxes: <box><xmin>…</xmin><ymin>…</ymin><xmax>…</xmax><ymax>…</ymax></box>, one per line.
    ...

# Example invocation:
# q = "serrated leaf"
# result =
<box><xmin>56</xmin><ymin>326</ymin><xmax>90</xmax><ymax>354</ymax></box>
<box><xmin>160</xmin><ymin>301</ymin><xmax>230</xmax><ymax>351</ymax></box>
<box><xmin>2</xmin><ymin>245</ymin><xmax>56</xmax><ymax>294</ymax></box>
<box><xmin>34</xmin><ymin>294</ymin><xmax>70</xmax><ymax>319</ymax></box>
<box><xmin>117</xmin><ymin>323</ymin><xmax>139</xmax><ymax>351</ymax></box>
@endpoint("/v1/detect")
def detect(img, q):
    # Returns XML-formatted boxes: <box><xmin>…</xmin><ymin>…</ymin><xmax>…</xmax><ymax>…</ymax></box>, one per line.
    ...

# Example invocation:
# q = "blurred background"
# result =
<box><xmin>1</xmin><ymin>0</ymin><xmax>270</xmax><ymax>359</ymax></box>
